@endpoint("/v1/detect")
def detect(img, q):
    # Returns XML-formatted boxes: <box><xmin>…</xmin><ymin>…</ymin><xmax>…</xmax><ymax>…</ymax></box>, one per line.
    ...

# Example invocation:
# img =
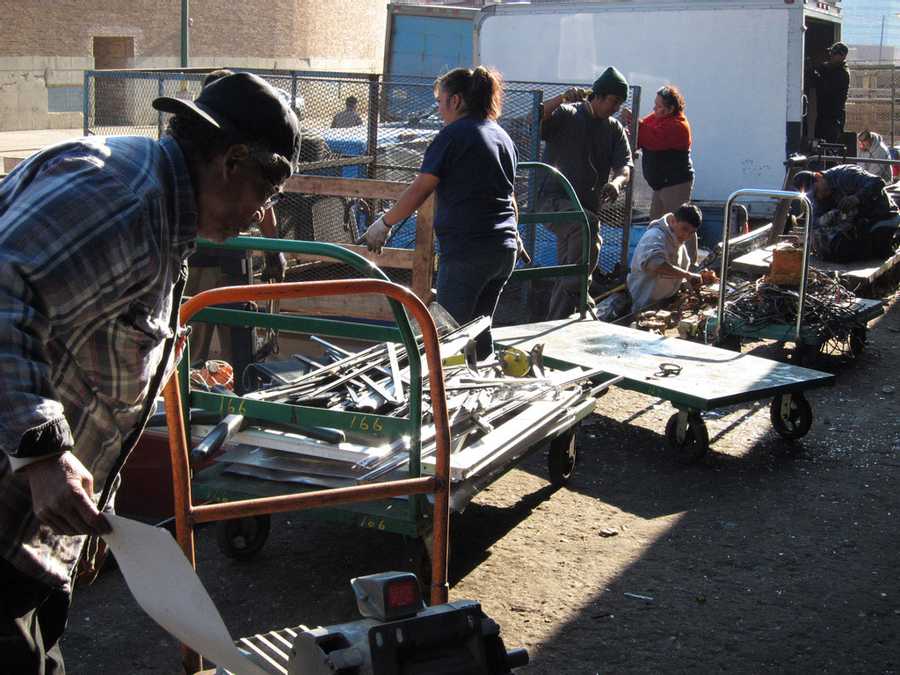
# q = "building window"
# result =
<box><xmin>48</xmin><ymin>86</ymin><xmax>83</xmax><ymax>113</ymax></box>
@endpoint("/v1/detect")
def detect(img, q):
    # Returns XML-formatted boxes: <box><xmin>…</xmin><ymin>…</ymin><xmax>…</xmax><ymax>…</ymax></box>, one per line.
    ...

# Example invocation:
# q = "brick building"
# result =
<box><xmin>0</xmin><ymin>0</ymin><xmax>389</xmax><ymax>131</ymax></box>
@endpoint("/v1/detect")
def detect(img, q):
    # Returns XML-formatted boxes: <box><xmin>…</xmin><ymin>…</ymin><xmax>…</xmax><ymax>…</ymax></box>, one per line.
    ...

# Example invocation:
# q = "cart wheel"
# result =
<box><xmin>405</xmin><ymin>536</ymin><xmax>432</xmax><ymax>593</ymax></box>
<box><xmin>792</xmin><ymin>342</ymin><xmax>817</xmax><ymax>367</ymax></box>
<box><xmin>849</xmin><ymin>326</ymin><xmax>867</xmax><ymax>357</ymax></box>
<box><xmin>769</xmin><ymin>392</ymin><xmax>813</xmax><ymax>440</ymax></box>
<box><xmin>548</xmin><ymin>429</ymin><xmax>577</xmax><ymax>486</ymax></box>
<box><xmin>664</xmin><ymin>412</ymin><xmax>709</xmax><ymax>464</ymax></box>
<box><xmin>819</xmin><ymin>325</ymin><xmax>866</xmax><ymax>359</ymax></box>
<box><xmin>716</xmin><ymin>333</ymin><xmax>741</xmax><ymax>352</ymax></box>
<box><xmin>216</xmin><ymin>515</ymin><xmax>271</xmax><ymax>561</ymax></box>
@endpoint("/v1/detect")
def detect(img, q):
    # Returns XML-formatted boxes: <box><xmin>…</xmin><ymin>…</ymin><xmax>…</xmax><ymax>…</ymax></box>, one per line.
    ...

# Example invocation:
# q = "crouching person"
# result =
<box><xmin>794</xmin><ymin>166</ymin><xmax>900</xmax><ymax>262</ymax></box>
<box><xmin>627</xmin><ymin>203</ymin><xmax>716</xmax><ymax>314</ymax></box>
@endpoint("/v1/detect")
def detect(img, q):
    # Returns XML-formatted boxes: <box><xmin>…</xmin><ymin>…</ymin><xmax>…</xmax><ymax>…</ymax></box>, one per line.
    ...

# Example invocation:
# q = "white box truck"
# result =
<box><xmin>475</xmin><ymin>0</ymin><xmax>844</xmax><ymax>207</ymax></box>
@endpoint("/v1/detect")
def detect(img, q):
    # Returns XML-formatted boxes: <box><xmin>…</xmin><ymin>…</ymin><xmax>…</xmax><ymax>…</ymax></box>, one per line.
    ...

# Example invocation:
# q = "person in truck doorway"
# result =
<box><xmin>808</xmin><ymin>42</ymin><xmax>850</xmax><ymax>143</ymax></box>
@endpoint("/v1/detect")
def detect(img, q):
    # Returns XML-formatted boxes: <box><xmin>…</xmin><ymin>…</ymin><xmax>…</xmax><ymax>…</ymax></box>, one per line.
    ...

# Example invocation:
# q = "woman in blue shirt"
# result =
<box><xmin>363</xmin><ymin>66</ymin><xmax>519</xmax><ymax>359</ymax></box>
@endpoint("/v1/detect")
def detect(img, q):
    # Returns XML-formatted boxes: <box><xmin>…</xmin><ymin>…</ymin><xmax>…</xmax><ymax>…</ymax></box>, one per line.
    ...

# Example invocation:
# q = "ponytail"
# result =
<box><xmin>434</xmin><ymin>66</ymin><xmax>504</xmax><ymax>120</ymax></box>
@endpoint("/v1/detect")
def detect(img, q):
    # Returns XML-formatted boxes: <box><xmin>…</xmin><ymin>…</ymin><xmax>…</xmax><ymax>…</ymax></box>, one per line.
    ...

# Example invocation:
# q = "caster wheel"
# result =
<box><xmin>409</xmin><ymin>536</ymin><xmax>433</xmax><ymax>594</ymax></box>
<box><xmin>792</xmin><ymin>343</ymin><xmax>817</xmax><ymax>367</ymax></box>
<box><xmin>548</xmin><ymin>429</ymin><xmax>577</xmax><ymax>486</ymax></box>
<box><xmin>716</xmin><ymin>333</ymin><xmax>741</xmax><ymax>352</ymax></box>
<box><xmin>770</xmin><ymin>392</ymin><xmax>812</xmax><ymax>440</ymax></box>
<box><xmin>819</xmin><ymin>325</ymin><xmax>866</xmax><ymax>359</ymax></box>
<box><xmin>848</xmin><ymin>326</ymin><xmax>867</xmax><ymax>357</ymax></box>
<box><xmin>664</xmin><ymin>412</ymin><xmax>709</xmax><ymax>464</ymax></box>
<box><xmin>216</xmin><ymin>515</ymin><xmax>271</xmax><ymax>560</ymax></box>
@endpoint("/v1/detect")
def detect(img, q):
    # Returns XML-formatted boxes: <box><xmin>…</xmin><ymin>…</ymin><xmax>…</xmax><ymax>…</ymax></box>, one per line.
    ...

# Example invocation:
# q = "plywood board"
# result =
<box><xmin>493</xmin><ymin>318</ymin><xmax>835</xmax><ymax>410</ymax></box>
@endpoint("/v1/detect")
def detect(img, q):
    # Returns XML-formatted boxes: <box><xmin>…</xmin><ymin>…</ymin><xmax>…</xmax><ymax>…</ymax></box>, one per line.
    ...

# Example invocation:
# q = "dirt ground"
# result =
<box><xmin>64</xmin><ymin>288</ymin><xmax>899</xmax><ymax>674</ymax></box>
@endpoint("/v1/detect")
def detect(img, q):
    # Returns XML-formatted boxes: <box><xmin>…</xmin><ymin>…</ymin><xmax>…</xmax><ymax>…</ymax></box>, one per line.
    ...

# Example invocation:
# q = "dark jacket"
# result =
<box><xmin>812</xmin><ymin>164</ymin><xmax>897</xmax><ymax>226</ymax></box>
<box><xmin>809</xmin><ymin>62</ymin><xmax>849</xmax><ymax>120</ymax></box>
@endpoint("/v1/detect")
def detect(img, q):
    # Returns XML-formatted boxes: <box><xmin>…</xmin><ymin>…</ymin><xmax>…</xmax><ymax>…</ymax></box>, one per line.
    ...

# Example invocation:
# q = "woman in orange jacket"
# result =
<box><xmin>636</xmin><ymin>85</ymin><xmax>697</xmax><ymax>260</ymax></box>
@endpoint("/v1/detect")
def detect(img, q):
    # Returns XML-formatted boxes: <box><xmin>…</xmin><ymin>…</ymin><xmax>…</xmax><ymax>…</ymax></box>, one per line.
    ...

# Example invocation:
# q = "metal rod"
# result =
<box><xmin>190</xmin><ymin>476</ymin><xmax>436</xmax><ymax>523</ymax></box>
<box><xmin>162</xmin><ymin>373</ymin><xmax>201</xmax><ymax>675</ymax></box>
<box><xmin>180</xmin><ymin>0</ymin><xmax>189</xmax><ymax>68</ymax></box>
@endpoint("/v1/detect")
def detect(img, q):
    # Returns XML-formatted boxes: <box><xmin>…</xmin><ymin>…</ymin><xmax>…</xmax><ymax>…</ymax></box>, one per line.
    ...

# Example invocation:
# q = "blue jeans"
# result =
<box><xmin>436</xmin><ymin>246</ymin><xmax>517</xmax><ymax>360</ymax></box>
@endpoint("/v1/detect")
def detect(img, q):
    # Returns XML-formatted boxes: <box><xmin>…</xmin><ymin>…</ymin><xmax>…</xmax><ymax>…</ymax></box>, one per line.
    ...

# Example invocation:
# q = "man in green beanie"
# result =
<box><xmin>538</xmin><ymin>66</ymin><xmax>633</xmax><ymax>320</ymax></box>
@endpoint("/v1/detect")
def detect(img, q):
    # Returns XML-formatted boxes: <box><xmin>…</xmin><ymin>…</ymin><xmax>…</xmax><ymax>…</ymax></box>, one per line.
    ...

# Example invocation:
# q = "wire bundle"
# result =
<box><xmin>723</xmin><ymin>270</ymin><xmax>863</xmax><ymax>346</ymax></box>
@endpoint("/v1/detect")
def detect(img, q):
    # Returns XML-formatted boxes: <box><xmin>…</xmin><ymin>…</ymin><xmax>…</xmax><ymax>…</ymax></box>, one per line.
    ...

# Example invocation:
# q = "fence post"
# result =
<box><xmin>291</xmin><ymin>71</ymin><xmax>299</xmax><ymax>123</ymax></box>
<box><xmin>82</xmin><ymin>70</ymin><xmax>91</xmax><ymax>136</ymax></box>
<box><xmin>524</xmin><ymin>90</ymin><xmax>543</xmax><ymax>262</ymax></box>
<box><xmin>892</xmin><ymin>64</ymin><xmax>896</xmax><ymax>147</ymax></box>
<box><xmin>366</xmin><ymin>74</ymin><xmax>379</xmax><ymax>180</ymax></box>
<box><xmin>620</xmin><ymin>85</ymin><xmax>640</xmax><ymax>271</ymax></box>
<box><xmin>157</xmin><ymin>75</ymin><xmax>165</xmax><ymax>140</ymax></box>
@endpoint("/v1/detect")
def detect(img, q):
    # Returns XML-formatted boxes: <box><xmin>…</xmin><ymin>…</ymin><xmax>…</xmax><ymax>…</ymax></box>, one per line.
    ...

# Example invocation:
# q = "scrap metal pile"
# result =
<box><xmin>202</xmin><ymin>318</ymin><xmax>599</xmax><ymax>490</ymax></box>
<box><xmin>721</xmin><ymin>269</ymin><xmax>865</xmax><ymax>346</ymax></box>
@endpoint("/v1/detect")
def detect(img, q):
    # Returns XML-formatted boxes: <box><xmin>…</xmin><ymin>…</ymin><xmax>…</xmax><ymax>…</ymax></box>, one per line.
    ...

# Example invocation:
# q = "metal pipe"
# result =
<box><xmin>180</xmin><ymin>0</ymin><xmax>189</xmax><ymax>68</ymax></box>
<box><xmin>162</xmin><ymin>373</ymin><xmax>201</xmax><ymax>675</ymax></box>
<box><xmin>190</xmin><ymin>476</ymin><xmax>436</xmax><ymax>523</ymax></box>
<box><xmin>803</xmin><ymin>154</ymin><xmax>900</xmax><ymax>167</ymax></box>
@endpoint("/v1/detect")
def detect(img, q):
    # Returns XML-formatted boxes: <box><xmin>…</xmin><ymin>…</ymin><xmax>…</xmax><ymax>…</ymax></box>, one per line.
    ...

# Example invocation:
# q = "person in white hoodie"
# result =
<box><xmin>627</xmin><ymin>203</ymin><xmax>716</xmax><ymax>313</ymax></box>
<box><xmin>857</xmin><ymin>130</ymin><xmax>893</xmax><ymax>184</ymax></box>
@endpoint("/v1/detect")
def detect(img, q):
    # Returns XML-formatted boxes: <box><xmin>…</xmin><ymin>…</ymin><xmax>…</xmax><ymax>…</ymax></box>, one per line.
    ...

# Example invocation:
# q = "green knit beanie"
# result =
<box><xmin>592</xmin><ymin>67</ymin><xmax>629</xmax><ymax>100</ymax></box>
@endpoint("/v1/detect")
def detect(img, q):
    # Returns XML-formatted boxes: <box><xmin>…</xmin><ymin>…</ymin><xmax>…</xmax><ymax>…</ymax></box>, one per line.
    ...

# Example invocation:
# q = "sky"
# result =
<box><xmin>841</xmin><ymin>0</ymin><xmax>900</xmax><ymax>48</ymax></box>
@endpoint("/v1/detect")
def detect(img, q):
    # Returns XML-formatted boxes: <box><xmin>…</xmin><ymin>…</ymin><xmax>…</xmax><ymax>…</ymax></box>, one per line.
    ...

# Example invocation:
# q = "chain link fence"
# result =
<box><xmin>84</xmin><ymin>69</ymin><xmax>639</xmax><ymax>323</ymax></box>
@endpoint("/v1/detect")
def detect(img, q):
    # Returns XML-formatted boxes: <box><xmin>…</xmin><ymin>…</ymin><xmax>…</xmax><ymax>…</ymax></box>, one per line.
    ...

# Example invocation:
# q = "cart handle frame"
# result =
<box><xmin>718</xmin><ymin>189</ymin><xmax>812</xmax><ymax>342</ymax></box>
<box><xmin>164</xmin><ymin>279</ymin><xmax>451</xmax><ymax>673</ymax></box>
<box><xmin>515</xmin><ymin>161</ymin><xmax>593</xmax><ymax>318</ymax></box>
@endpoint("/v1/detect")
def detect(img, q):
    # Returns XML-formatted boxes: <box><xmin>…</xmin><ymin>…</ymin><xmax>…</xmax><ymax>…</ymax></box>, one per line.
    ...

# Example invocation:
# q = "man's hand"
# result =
<box><xmin>562</xmin><ymin>87</ymin><xmax>589</xmax><ymax>103</ymax></box>
<box><xmin>262</xmin><ymin>251</ymin><xmax>287</xmax><ymax>282</ymax></box>
<box><xmin>839</xmin><ymin>194</ymin><xmax>860</xmax><ymax>212</ymax></box>
<box><xmin>699</xmin><ymin>269</ymin><xmax>719</xmax><ymax>286</ymax></box>
<box><xmin>23</xmin><ymin>452</ymin><xmax>110</xmax><ymax>536</ymax></box>
<box><xmin>599</xmin><ymin>182</ymin><xmax>621</xmax><ymax>204</ymax></box>
<box><xmin>362</xmin><ymin>215</ymin><xmax>391</xmax><ymax>254</ymax></box>
<box><xmin>514</xmin><ymin>231</ymin><xmax>532</xmax><ymax>265</ymax></box>
<box><xmin>619</xmin><ymin>106</ymin><xmax>633</xmax><ymax>128</ymax></box>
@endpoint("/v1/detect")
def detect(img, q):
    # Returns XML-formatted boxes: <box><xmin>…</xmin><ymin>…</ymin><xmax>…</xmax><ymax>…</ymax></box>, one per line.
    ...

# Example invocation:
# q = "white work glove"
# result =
<box><xmin>362</xmin><ymin>215</ymin><xmax>391</xmax><ymax>254</ymax></box>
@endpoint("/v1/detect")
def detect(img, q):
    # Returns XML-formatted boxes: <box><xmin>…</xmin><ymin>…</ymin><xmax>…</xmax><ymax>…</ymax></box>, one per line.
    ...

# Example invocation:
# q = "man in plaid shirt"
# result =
<box><xmin>0</xmin><ymin>72</ymin><xmax>300</xmax><ymax>673</ymax></box>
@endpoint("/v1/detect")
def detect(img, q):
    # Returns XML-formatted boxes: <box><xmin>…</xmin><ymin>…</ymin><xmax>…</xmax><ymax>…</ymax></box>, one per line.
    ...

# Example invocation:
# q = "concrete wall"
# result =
<box><xmin>0</xmin><ymin>0</ymin><xmax>389</xmax><ymax>131</ymax></box>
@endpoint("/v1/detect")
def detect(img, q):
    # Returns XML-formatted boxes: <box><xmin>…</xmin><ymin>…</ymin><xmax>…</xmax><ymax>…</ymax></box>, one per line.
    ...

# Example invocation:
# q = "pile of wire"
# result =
<box><xmin>723</xmin><ymin>270</ymin><xmax>863</xmax><ymax>344</ymax></box>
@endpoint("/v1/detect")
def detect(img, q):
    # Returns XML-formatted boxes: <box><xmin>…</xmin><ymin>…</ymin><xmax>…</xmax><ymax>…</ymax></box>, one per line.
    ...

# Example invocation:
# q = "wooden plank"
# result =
<box><xmin>297</xmin><ymin>156</ymin><xmax>373</xmax><ymax>172</ymax></box>
<box><xmin>284</xmin><ymin>174</ymin><xmax>408</xmax><ymax>200</ymax></box>
<box><xmin>493</xmin><ymin>318</ymin><xmax>835</xmax><ymax>410</ymax></box>
<box><xmin>411</xmin><ymin>194</ymin><xmax>436</xmax><ymax>303</ymax></box>
<box><xmin>279</xmin><ymin>296</ymin><xmax>394</xmax><ymax>323</ymax></box>
<box><xmin>286</xmin><ymin>246</ymin><xmax>415</xmax><ymax>270</ymax></box>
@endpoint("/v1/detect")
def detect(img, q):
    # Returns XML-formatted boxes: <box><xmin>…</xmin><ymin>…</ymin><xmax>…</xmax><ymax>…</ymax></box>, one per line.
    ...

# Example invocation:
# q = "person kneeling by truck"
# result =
<box><xmin>627</xmin><ymin>203</ymin><xmax>717</xmax><ymax>314</ymax></box>
<box><xmin>794</xmin><ymin>166</ymin><xmax>900</xmax><ymax>263</ymax></box>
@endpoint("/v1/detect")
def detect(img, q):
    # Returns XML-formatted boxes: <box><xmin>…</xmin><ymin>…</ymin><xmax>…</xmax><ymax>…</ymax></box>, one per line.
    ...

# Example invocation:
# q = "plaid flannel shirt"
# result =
<box><xmin>0</xmin><ymin>135</ymin><xmax>197</xmax><ymax>588</ymax></box>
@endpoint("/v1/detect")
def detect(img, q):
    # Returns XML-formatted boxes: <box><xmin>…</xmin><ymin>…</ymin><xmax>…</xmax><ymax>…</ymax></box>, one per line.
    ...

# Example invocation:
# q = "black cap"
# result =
<box><xmin>829</xmin><ymin>42</ymin><xmax>849</xmax><ymax>56</ymax></box>
<box><xmin>152</xmin><ymin>72</ymin><xmax>301</xmax><ymax>170</ymax></box>
<box><xmin>592</xmin><ymin>66</ymin><xmax>629</xmax><ymax>100</ymax></box>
